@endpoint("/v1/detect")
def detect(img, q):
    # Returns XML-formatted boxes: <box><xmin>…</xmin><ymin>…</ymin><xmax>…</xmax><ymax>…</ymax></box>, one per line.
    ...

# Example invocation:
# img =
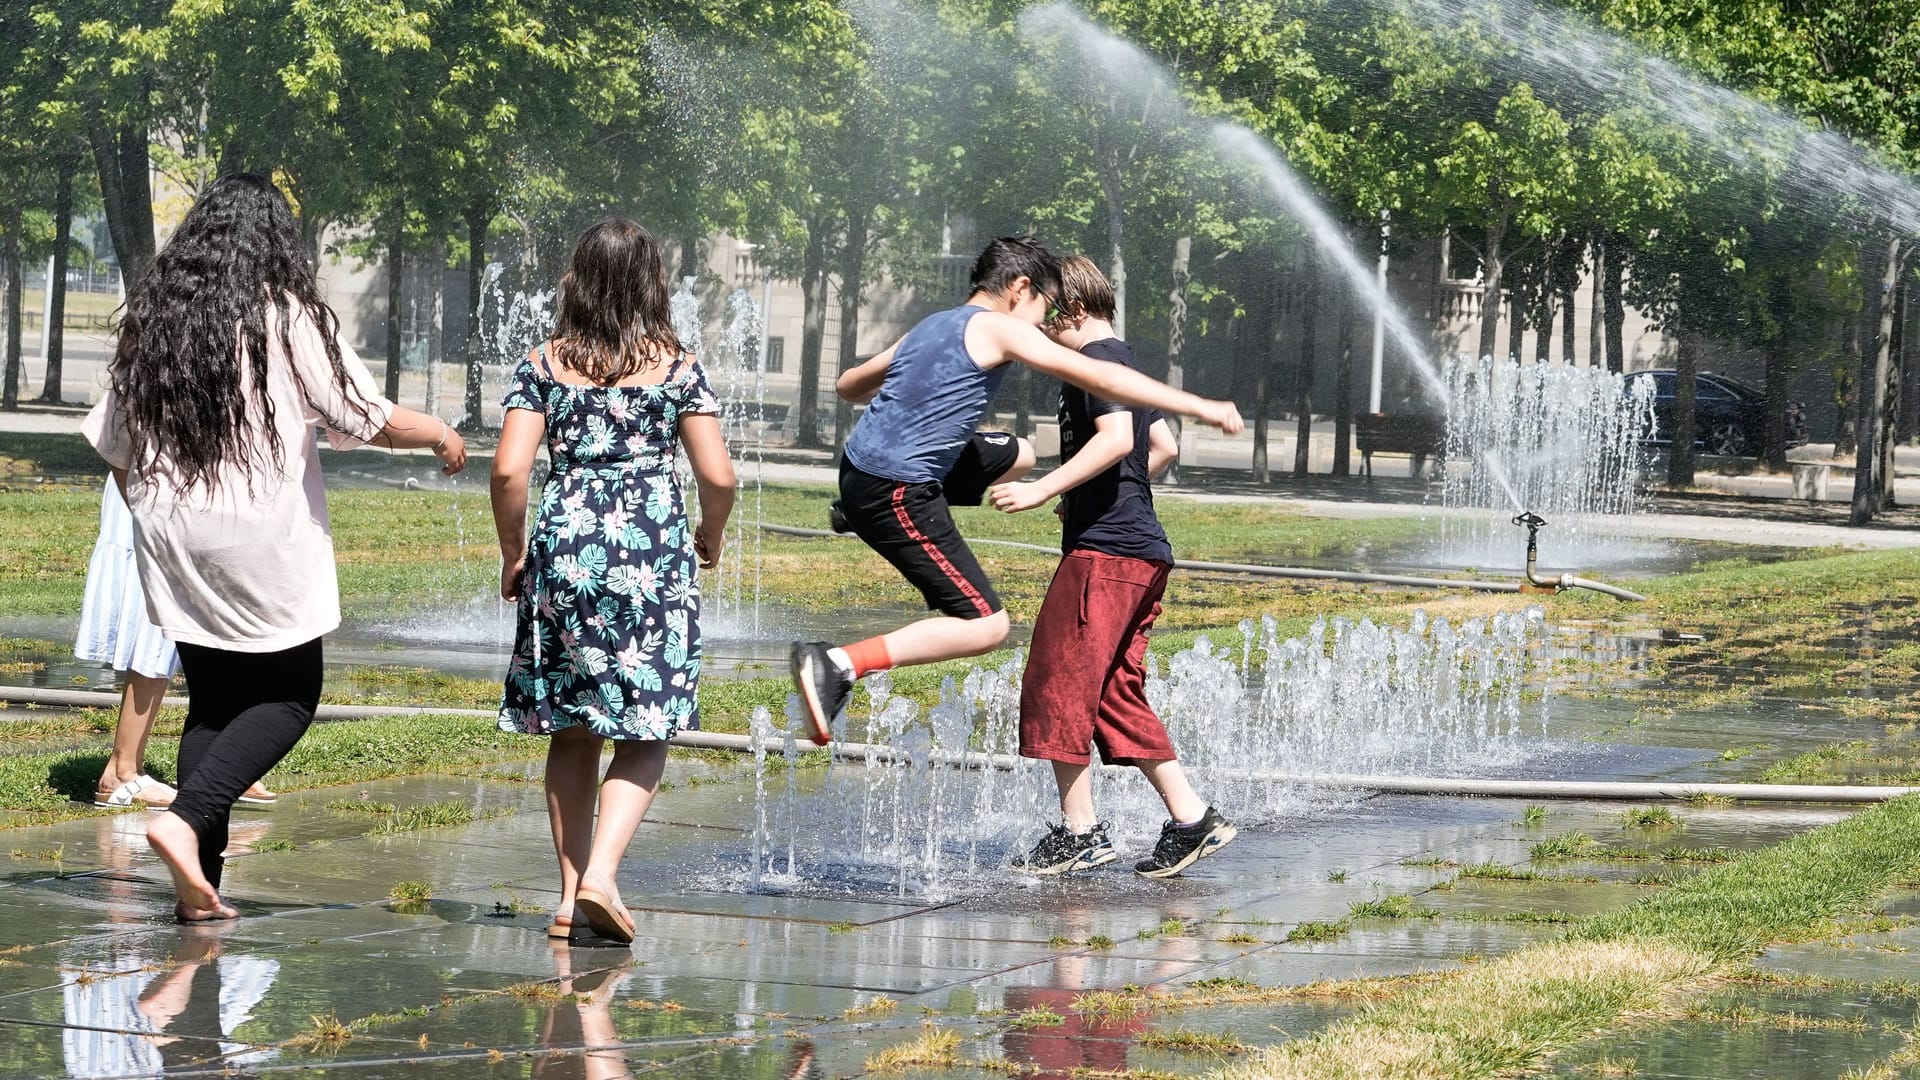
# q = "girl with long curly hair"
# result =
<box><xmin>84</xmin><ymin>173</ymin><xmax>468</xmax><ymax>921</ymax></box>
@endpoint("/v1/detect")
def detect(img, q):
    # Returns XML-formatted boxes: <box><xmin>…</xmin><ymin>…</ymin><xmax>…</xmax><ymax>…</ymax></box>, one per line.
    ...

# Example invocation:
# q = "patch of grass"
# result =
<box><xmin>841</xmin><ymin>995</ymin><xmax>897</xmax><ymax>1020</ymax></box>
<box><xmin>1347</xmin><ymin>894</ymin><xmax>1437</xmax><ymax>920</ymax></box>
<box><xmin>389</xmin><ymin>880</ymin><xmax>432</xmax><ymax>903</ymax></box>
<box><xmin>1071</xmin><ymin>989</ymin><xmax>1153</xmax><ymax>1020</ymax></box>
<box><xmin>825</xmin><ymin>921</ymin><xmax>856</xmax><ymax>934</ymax></box>
<box><xmin>251</xmin><ymin>838</ymin><xmax>298</xmax><ymax>853</ymax></box>
<box><xmin>326</xmin><ymin>799</ymin><xmax>398</xmax><ymax>815</ymax></box>
<box><xmin>864</xmin><ymin>1023</ymin><xmax>961</xmax><ymax>1073</ymax></box>
<box><xmin>1402</xmin><ymin>856</ymin><xmax>1458</xmax><ymax>868</ymax></box>
<box><xmin>1085</xmin><ymin>935</ymin><xmax>1115</xmax><ymax>950</ymax></box>
<box><xmin>1008</xmin><ymin>1005</ymin><xmax>1066</xmax><ymax>1029</ymax></box>
<box><xmin>1530</xmin><ymin>831</ymin><xmax>1600</xmax><ymax>860</ymax></box>
<box><xmin>505</xmin><ymin>980</ymin><xmax>566</xmax><ymax>1002</ymax></box>
<box><xmin>1285</xmin><ymin>920</ymin><xmax>1352</xmax><ymax>944</ymax></box>
<box><xmin>1047</xmin><ymin>935</ymin><xmax>1072</xmax><ymax>949</ymax></box>
<box><xmin>368</xmin><ymin>800</ymin><xmax>477</xmax><ymax>836</ymax></box>
<box><xmin>284</xmin><ymin>1013</ymin><xmax>352</xmax><ymax>1050</ymax></box>
<box><xmin>1327</xmin><ymin>869</ymin><xmax>1349</xmax><ymax>883</ymax></box>
<box><xmin>1224</xmin><ymin>795</ymin><xmax>1920</xmax><ymax>1079</ymax></box>
<box><xmin>1138</xmin><ymin>1028</ymin><xmax>1250</xmax><ymax>1055</ymax></box>
<box><xmin>1219</xmin><ymin>931</ymin><xmax>1261</xmax><ymax>944</ymax></box>
<box><xmin>1157</xmin><ymin>918</ymin><xmax>1186</xmax><ymax>937</ymax></box>
<box><xmin>1454</xmin><ymin>862</ymin><xmax>1568</xmax><ymax>882</ymax></box>
<box><xmin>1619</xmin><ymin>807</ymin><xmax>1680</xmax><ymax>829</ymax></box>
<box><xmin>1518</xmin><ymin>805</ymin><xmax>1547</xmax><ymax>827</ymax></box>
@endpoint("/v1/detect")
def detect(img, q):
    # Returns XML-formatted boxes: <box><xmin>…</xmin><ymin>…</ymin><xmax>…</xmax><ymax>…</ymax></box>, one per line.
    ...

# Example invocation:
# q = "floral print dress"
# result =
<box><xmin>498</xmin><ymin>346</ymin><xmax>720</xmax><ymax>740</ymax></box>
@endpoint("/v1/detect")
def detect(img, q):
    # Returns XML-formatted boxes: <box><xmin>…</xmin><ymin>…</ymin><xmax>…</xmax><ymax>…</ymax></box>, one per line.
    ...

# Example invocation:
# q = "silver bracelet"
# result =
<box><xmin>433</xmin><ymin>419</ymin><xmax>449</xmax><ymax>451</ymax></box>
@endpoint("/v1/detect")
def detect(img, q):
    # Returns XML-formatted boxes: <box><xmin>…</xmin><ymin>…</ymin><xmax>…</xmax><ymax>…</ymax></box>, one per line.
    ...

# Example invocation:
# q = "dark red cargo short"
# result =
<box><xmin>1019</xmin><ymin>550</ymin><xmax>1177</xmax><ymax>766</ymax></box>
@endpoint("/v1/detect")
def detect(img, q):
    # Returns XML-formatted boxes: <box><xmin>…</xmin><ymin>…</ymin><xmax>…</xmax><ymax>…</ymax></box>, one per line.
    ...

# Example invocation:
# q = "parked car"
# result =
<box><xmin>1624</xmin><ymin>369</ymin><xmax>1808</xmax><ymax>457</ymax></box>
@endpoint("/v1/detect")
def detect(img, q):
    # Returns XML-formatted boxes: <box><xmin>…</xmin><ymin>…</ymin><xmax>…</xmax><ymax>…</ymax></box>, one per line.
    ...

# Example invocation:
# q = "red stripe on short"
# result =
<box><xmin>892</xmin><ymin>483</ymin><xmax>993</xmax><ymax>618</ymax></box>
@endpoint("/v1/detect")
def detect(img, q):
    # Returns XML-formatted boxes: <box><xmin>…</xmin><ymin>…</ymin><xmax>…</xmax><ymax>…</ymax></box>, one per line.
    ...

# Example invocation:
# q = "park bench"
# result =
<box><xmin>1355</xmin><ymin>412</ymin><xmax>1447</xmax><ymax>479</ymax></box>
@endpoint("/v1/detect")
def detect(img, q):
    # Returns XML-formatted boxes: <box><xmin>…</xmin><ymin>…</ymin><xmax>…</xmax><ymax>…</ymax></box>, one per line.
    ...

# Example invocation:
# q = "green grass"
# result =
<box><xmin>1285</xmin><ymin>920</ymin><xmax>1352</xmax><ymax>944</ymax></box>
<box><xmin>1620</xmin><ymin>807</ymin><xmax>1680</xmax><ymax>829</ymax></box>
<box><xmin>367</xmin><ymin>800</ymin><xmax>477</xmax><ymax>835</ymax></box>
<box><xmin>1348</xmin><ymin>894</ymin><xmax>1438</xmax><ymax>920</ymax></box>
<box><xmin>389</xmin><ymin>880</ymin><xmax>432</xmax><ymax>903</ymax></box>
<box><xmin>1229</xmin><ymin>796</ymin><xmax>1920</xmax><ymax>1079</ymax></box>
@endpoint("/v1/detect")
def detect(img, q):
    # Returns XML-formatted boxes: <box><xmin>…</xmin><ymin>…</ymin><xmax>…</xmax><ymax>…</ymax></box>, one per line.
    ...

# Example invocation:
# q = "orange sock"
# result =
<box><xmin>840</xmin><ymin>636</ymin><xmax>893</xmax><ymax>679</ymax></box>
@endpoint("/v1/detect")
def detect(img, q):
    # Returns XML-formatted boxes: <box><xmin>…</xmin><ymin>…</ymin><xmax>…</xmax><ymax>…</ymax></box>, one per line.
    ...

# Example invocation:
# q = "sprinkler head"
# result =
<box><xmin>1510</xmin><ymin>511</ymin><xmax>1547</xmax><ymax>531</ymax></box>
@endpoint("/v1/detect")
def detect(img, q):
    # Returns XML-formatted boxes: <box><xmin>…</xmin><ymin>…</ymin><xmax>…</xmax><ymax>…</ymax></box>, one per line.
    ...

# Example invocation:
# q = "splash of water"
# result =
<box><xmin>1015</xmin><ymin>4</ymin><xmax>1527</xmax><ymax>510</ymax></box>
<box><xmin>1405</xmin><ymin>0</ymin><xmax>1920</xmax><ymax>237</ymax></box>
<box><xmin>746</xmin><ymin>607</ymin><xmax>1550</xmax><ymax>899</ymax></box>
<box><xmin>1429</xmin><ymin>356</ymin><xmax>1656</xmax><ymax>565</ymax></box>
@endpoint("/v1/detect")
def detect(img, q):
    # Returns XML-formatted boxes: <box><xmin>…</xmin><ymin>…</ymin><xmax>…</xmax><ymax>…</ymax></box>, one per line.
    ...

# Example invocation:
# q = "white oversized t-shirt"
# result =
<box><xmin>83</xmin><ymin>300</ymin><xmax>395</xmax><ymax>652</ymax></box>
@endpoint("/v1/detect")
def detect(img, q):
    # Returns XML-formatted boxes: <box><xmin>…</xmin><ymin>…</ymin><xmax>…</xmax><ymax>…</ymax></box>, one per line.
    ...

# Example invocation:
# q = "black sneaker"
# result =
<box><xmin>1134</xmin><ymin>807</ymin><xmax>1237</xmax><ymax>878</ymax></box>
<box><xmin>1011</xmin><ymin>823</ymin><xmax>1117</xmax><ymax>875</ymax></box>
<box><xmin>789</xmin><ymin>641</ymin><xmax>851</xmax><ymax>746</ymax></box>
<box><xmin>827</xmin><ymin>500</ymin><xmax>853</xmax><ymax>535</ymax></box>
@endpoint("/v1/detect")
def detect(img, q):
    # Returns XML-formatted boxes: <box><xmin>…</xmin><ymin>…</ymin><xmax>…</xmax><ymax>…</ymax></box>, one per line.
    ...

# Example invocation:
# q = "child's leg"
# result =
<box><xmin>150</xmin><ymin>639</ymin><xmax>321</xmax><ymax>913</ymax></box>
<box><xmin>98</xmin><ymin>672</ymin><xmax>170</xmax><ymax>800</ymax></box>
<box><xmin>545</xmin><ymin>726</ymin><xmax>603</xmax><ymax>922</ymax></box>
<box><xmin>578</xmin><ymin>739</ymin><xmax>669</xmax><ymax>915</ymax></box>
<box><xmin>1051</xmin><ymin>761</ymin><xmax>1097</xmax><ymax>833</ymax></box>
<box><xmin>1134</xmin><ymin>759</ymin><xmax>1208</xmax><ymax>825</ymax></box>
<box><xmin>874</xmin><ymin>611</ymin><xmax>1009</xmax><ymax>668</ymax></box>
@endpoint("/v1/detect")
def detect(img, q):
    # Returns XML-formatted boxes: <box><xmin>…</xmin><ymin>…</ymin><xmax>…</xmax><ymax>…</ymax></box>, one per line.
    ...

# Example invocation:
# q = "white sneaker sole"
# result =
<box><xmin>1020</xmin><ymin>846</ymin><xmax>1118</xmax><ymax>876</ymax></box>
<box><xmin>789</xmin><ymin>647</ymin><xmax>834</xmax><ymax>746</ymax></box>
<box><xmin>1137</xmin><ymin>824</ymin><xmax>1238</xmax><ymax>879</ymax></box>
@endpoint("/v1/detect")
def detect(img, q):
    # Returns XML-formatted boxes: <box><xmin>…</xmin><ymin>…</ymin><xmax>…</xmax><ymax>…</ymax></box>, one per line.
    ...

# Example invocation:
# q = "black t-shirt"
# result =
<box><xmin>1057</xmin><ymin>339</ymin><xmax>1173</xmax><ymax>563</ymax></box>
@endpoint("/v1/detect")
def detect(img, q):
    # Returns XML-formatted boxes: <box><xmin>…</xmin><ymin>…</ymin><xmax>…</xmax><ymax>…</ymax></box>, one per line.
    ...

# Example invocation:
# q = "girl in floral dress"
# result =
<box><xmin>490</xmin><ymin>219</ymin><xmax>735</xmax><ymax>945</ymax></box>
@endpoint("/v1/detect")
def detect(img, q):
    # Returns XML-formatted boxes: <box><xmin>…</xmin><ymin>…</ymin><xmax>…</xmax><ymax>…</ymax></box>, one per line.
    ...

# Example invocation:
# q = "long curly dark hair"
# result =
<box><xmin>111</xmin><ymin>172</ymin><xmax>372</xmax><ymax>492</ymax></box>
<box><xmin>550</xmin><ymin>218</ymin><xmax>683</xmax><ymax>384</ymax></box>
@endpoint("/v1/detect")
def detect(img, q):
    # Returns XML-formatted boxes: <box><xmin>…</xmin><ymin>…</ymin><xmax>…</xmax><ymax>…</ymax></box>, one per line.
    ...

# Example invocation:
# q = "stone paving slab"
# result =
<box><xmin>0</xmin><ymin>778</ymin><xmax>1865</xmax><ymax>1078</ymax></box>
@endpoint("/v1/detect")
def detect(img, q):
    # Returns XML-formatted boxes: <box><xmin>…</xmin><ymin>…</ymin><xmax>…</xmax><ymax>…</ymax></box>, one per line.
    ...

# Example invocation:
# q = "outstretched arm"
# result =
<box><xmin>986</xmin><ymin>317</ymin><xmax>1243</xmax><ymax>433</ymax></box>
<box><xmin>680</xmin><ymin>414</ymin><xmax>737</xmax><ymax>569</ymax></box>
<box><xmin>989</xmin><ymin>411</ymin><xmax>1134</xmax><ymax>513</ymax></box>
<box><xmin>1146</xmin><ymin>418</ymin><xmax>1178</xmax><ymax>479</ymax></box>
<box><xmin>836</xmin><ymin>341</ymin><xmax>899</xmax><ymax>403</ymax></box>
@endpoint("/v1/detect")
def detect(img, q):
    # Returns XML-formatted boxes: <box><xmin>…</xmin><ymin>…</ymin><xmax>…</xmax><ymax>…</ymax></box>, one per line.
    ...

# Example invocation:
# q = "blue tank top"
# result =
<box><xmin>843</xmin><ymin>305</ymin><xmax>1009</xmax><ymax>484</ymax></box>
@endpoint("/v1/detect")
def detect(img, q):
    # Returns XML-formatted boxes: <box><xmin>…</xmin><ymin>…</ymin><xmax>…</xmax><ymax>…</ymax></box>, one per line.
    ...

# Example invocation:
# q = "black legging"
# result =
<box><xmin>169</xmin><ymin>638</ymin><xmax>322</xmax><ymax>889</ymax></box>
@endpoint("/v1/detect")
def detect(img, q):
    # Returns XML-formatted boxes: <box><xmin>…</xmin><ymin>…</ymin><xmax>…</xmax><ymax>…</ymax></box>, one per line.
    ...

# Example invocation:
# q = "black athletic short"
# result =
<box><xmin>839</xmin><ymin>456</ymin><xmax>1004</xmax><ymax>620</ymax></box>
<box><xmin>940</xmin><ymin>431</ymin><xmax>1022</xmax><ymax>507</ymax></box>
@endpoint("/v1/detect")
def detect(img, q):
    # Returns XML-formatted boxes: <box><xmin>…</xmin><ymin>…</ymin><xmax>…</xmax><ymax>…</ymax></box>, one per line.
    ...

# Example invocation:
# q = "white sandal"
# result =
<box><xmin>93</xmin><ymin>775</ymin><xmax>177</xmax><ymax>809</ymax></box>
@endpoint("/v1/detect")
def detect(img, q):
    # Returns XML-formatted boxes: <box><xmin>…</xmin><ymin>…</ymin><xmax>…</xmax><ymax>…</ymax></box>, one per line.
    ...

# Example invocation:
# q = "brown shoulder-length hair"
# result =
<box><xmin>1055</xmin><ymin>254</ymin><xmax>1116</xmax><ymax>323</ymax></box>
<box><xmin>550</xmin><ymin>218</ymin><xmax>683</xmax><ymax>383</ymax></box>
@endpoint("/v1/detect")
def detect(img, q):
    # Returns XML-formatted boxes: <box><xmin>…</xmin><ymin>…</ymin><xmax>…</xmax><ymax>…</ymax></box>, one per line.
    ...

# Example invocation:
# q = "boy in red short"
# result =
<box><xmin>989</xmin><ymin>255</ymin><xmax>1235</xmax><ymax>877</ymax></box>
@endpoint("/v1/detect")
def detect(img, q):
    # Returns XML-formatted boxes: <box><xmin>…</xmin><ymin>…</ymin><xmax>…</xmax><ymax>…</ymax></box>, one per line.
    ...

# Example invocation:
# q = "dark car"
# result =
<box><xmin>1624</xmin><ymin>369</ymin><xmax>1807</xmax><ymax>458</ymax></box>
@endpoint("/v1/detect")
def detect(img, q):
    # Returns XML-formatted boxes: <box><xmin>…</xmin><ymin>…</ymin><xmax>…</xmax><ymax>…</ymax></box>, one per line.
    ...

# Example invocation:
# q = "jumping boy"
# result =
<box><xmin>788</xmin><ymin>237</ymin><xmax>1243</xmax><ymax>744</ymax></box>
<box><xmin>991</xmin><ymin>255</ymin><xmax>1235</xmax><ymax>878</ymax></box>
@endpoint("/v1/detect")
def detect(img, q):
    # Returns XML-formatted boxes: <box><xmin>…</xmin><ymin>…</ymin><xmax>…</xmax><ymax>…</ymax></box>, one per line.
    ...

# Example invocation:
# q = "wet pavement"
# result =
<box><xmin>0</xmin><ymin>739</ymin><xmax>1903</xmax><ymax>1079</ymax></box>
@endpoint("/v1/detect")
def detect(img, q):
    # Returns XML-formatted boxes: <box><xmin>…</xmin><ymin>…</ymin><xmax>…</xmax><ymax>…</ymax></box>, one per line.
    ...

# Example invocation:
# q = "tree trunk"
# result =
<box><xmin>1101</xmin><ymin>151</ymin><xmax>1126</xmax><ymax>339</ymax></box>
<box><xmin>1897</xmin><ymin>279</ymin><xmax>1917</xmax><ymax>444</ymax></box>
<box><xmin>425</xmin><ymin>240</ymin><xmax>445</xmax><ymax>415</ymax></box>
<box><xmin>1667</xmin><ymin>332</ymin><xmax>1698</xmax><ymax>487</ymax></box>
<box><xmin>1602</xmin><ymin>240</ymin><xmax>1626</xmax><ymax>373</ymax></box>
<box><xmin>1293</xmin><ymin>281</ymin><xmax>1319</xmax><ymax>477</ymax></box>
<box><xmin>1505</xmin><ymin>288</ymin><xmax>1525</xmax><ymax>363</ymax></box>
<box><xmin>384</xmin><ymin>200</ymin><xmax>405</xmax><ymax>403</ymax></box>
<box><xmin>459</xmin><ymin>199</ymin><xmax>491</xmax><ymax>431</ymax></box>
<box><xmin>1762</xmin><ymin>333</ymin><xmax>1791</xmax><ymax>470</ymax></box>
<box><xmin>1250</xmin><ymin>282</ymin><xmax>1275</xmax><ymax>483</ymax></box>
<box><xmin>39</xmin><ymin>153</ymin><xmax>77</xmax><ymax>403</ymax></box>
<box><xmin>1163</xmin><ymin>233</ymin><xmax>1190</xmax><ymax>483</ymax></box>
<box><xmin>1834</xmin><ymin>318</ymin><xmax>1858</xmax><ymax>457</ymax></box>
<box><xmin>88</xmin><ymin>109</ymin><xmax>157</xmax><ymax>285</ymax></box>
<box><xmin>833</xmin><ymin>205</ymin><xmax>871</xmax><ymax>449</ymax></box>
<box><xmin>1852</xmin><ymin>234</ymin><xmax>1902</xmax><ymax>523</ymax></box>
<box><xmin>2</xmin><ymin>205</ymin><xmax>20</xmax><ymax>410</ymax></box>
<box><xmin>1475</xmin><ymin>220</ymin><xmax>1506</xmax><ymax>362</ymax></box>
<box><xmin>1533</xmin><ymin>290</ymin><xmax>1555</xmax><ymax>364</ymax></box>
<box><xmin>677</xmin><ymin>235</ymin><xmax>702</xmax><ymax>281</ymax></box>
<box><xmin>1588</xmin><ymin>238</ymin><xmax>1605</xmax><ymax>368</ymax></box>
<box><xmin>794</xmin><ymin>221</ymin><xmax>829</xmax><ymax>447</ymax></box>
<box><xmin>1559</xmin><ymin>257</ymin><xmax>1577</xmax><ymax>367</ymax></box>
<box><xmin>1333</xmin><ymin>291</ymin><xmax>1354</xmax><ymax>476</ymax></box>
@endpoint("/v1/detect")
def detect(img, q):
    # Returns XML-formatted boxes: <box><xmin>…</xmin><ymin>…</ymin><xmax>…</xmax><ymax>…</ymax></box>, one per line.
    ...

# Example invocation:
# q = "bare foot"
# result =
<box><xmin>174</xmin><ymin>900</ymin><xmax>240</xmax><ymax>923</ymax></box>
<box><xmin>146</xmin><ymin>812</ymin><xmax>219</xmax><ymax>911</ymax></box>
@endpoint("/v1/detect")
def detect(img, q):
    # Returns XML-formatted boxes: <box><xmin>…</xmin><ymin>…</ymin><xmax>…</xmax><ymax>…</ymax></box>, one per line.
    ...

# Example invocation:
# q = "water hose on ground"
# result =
<box><xmin>755</xmin><ymin>522</ymin><xmax>1646</xmax><ymax>600</ymax></box>
<box><xmin>0</xmin><ymin>688</ymin><xmax>1902</xmax><ymax>804</ymax></box>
